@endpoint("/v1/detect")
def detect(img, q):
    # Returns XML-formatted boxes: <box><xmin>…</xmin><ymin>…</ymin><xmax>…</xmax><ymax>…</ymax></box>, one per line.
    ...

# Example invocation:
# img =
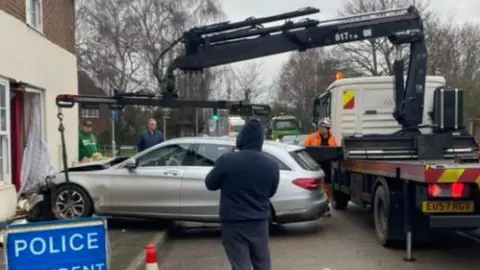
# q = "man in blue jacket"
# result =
<box><xmin>205</xmin><ymin>119</ymin><xmax>280</xmax><ymax>270</ymax></box>
<box><xmin>137</xmin><ymin>118</ymin><xmax>164</xmax><ymax>152</ymax></box>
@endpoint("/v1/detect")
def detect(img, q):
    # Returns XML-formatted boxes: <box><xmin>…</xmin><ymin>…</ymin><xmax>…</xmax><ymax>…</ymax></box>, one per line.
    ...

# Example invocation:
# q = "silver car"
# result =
<box><xmin>48</xmin><ymin>137</ymin><xmax>328</xmax><ymax>224</ymax></box>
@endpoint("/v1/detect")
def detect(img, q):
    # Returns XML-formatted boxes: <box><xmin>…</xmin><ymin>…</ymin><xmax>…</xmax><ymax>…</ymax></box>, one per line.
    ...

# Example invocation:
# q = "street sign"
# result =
<box><xmin>4</xmin><ymin>217</ymin><xmax>109</xmax><ymax>270</ymax></box>
<box><xmin>111</xmin><ymin>111</ymin><xmax>118</xmax><ymax>122</ymax></box>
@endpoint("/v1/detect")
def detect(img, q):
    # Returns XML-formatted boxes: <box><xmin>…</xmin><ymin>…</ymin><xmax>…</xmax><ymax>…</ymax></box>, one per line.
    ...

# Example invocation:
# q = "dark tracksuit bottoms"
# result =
<box><xmin>205</xmin><ymin>119</ymin><xmax>280</xmax><ymax>270</ymax></box>
<box><xmin>222</xmin><ymin>221</ymin><xmax>270</xmax><ymax>270</ymax></box>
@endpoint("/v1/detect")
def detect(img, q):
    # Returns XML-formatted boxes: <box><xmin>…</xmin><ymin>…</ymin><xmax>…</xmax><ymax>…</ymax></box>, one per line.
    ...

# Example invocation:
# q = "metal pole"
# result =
<box><xmin>400</xmin><ymin>167</ymin><xmax>415</xmax><ymax>262</ymax></box>
<box><xmin>163</xmin><ymin>116</ymin><xmax>168</xmax><ymax>140</ymax></box>
<box><xmin>111</xmin><ymin>114</ymin><xmax>116</xmax><ymax>157</ymax></box>
<box><xmin>195</xmin><ymin>108</ymin><xmax>199</xmax><ymax>136</ymax></box>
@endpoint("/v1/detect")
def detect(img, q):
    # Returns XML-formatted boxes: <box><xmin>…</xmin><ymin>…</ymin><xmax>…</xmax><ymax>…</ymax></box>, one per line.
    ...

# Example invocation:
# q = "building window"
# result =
<box><xmin>82</xmin><ymin>109</ymin><xmax>100</xmax><ymax>119</ymax></box>
<box><xmin>26</xmin><ymin>0</ymin><xmax>43</xmax><ymax>32</ymax></box>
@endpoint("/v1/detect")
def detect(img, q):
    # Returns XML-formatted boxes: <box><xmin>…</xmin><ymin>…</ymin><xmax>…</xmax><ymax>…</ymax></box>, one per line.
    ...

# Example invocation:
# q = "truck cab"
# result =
<box><xmin>269</xmin><ymin>115</ymin><xmax>300</xmax><ymax>141</ymax></box>
<box><xmin>313</xmin><ymin>75</ymin><xmax>446</xmax><ymax>141</ymax></box>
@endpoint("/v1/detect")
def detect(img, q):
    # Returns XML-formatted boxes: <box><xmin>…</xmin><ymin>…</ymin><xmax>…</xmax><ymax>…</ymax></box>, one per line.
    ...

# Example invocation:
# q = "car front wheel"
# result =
<box><xmin>52</xmin><ymin>184</ymin><xmax>94</xmax><ymax>220</ymax></box>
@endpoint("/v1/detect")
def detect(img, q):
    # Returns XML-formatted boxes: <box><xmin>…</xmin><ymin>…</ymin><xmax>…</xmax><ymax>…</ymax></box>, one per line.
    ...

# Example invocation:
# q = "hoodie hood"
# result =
<box><xmin>236</xmin><ymin>119</ymin><xmax>264</xmax><ymax>151</ymax></box>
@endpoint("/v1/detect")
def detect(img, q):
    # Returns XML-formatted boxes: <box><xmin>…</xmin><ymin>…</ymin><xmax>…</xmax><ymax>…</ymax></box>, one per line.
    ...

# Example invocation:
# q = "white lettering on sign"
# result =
<box><xmin>13</xmin><ymin>232</ymin><xmax>100</xmax><ymax>257</ymax></box>
<box><xmin>54</xmin><ymin>263</ymin><xmax>105</xmax><ymax>270</ymax></box>
<box><xmin>335</xmin><ymin>31</ymin><xmax>358</xmax><ymax>42</ymax></box>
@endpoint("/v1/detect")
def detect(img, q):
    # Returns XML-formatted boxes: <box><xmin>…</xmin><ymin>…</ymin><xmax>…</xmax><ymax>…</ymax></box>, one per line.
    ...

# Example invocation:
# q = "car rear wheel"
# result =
<box><xmin>52</xmin><ymin>184</ymin><xmax>94</xmax><ymax>220</ymax></box>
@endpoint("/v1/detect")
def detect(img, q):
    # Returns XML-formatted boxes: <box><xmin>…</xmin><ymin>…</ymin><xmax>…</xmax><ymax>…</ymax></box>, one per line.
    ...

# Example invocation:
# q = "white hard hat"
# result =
<box><xmin>318</xmin><ymin>117</ymin><xmax>332</xmax><ymax>128</ymax></box>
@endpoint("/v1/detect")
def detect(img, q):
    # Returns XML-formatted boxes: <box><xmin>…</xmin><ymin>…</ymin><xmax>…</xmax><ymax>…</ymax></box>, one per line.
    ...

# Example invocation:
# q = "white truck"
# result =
<box><xmin>314</xmin><ymin>75</ymin><xmax>446</xmax><ymax>141</ymax></box>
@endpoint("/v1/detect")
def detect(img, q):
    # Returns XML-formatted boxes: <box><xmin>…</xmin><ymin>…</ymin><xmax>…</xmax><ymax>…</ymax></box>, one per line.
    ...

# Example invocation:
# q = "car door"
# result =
<box><xmin>181</xmin><ymin>142</ymin><xmax>232</xmax><ymax>220</ymax></box>
<box><xmin>107</xmin><ymin>143</ymin><xmax>194</xmax><ymax>217</ymax></box>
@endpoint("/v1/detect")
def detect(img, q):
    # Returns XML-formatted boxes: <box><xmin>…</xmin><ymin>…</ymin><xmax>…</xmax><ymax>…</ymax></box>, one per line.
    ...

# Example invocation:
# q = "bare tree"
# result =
<box><xmin>275</xmin><ymin>49</ymin><xmax>358</xmax><ymax>125</ymax></box>
<box><xmin>426</xmin><ymin>19</ymin><xmax>480</xmax><ymax>118</ymax></box>
<box><xmin>75</xmin><ymin>0</ymin><xmax>224</xmax><ymax>144</ymax></box>
<box><xmin>230</xmin><ymin>61</ymin><xmax>265</xmax><ymax>102</ymax></box>
<box><xmin>337</xmin><ymin>0</ymin><xmax>431</xmax><ymax>75</ymax></box>
<box><xmin>76</xmin><ymin>0</ymin><xmax>144</xmax><ymax>92</ymax></box>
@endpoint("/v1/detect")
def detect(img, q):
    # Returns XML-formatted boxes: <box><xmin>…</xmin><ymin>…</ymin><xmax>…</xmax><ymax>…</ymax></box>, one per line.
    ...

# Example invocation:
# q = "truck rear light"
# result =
<box><xmin>292</xmin><ymin>178</ymin><xmax>321</xmax><ymax>191</ymax></box>
<box><xmin>427</xmin><ymin>183</ymin><xmax>469</xmax><ymax>198</ymax></box>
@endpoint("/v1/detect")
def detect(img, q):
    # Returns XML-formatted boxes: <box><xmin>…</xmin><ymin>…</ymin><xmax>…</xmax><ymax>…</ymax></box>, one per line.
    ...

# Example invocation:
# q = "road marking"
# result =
<box><xmin>125</xmin><ymin>231</ymin><xmax>169</xmax><ymax>270</ymax></box>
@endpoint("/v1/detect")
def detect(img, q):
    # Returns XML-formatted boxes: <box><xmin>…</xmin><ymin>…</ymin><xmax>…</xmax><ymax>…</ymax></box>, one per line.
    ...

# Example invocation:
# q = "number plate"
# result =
<box><xmin>422</xmin><ymin>201</ymin><xmax>475</xmax><ymax>213</ymax></box>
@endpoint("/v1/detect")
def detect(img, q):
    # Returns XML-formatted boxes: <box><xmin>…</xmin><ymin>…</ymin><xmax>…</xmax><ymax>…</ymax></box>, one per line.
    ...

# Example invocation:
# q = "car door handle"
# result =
<box><xmin>163</xmin><ymin>170</ymin><xmax>179</xmax><ymax>176</ymax></box>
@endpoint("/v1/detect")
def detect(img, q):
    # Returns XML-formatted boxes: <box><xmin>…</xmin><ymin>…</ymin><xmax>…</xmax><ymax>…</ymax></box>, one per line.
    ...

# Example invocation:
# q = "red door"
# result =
<box><xmin>11</xmin><ymin>90</ymin><xmax>23</xmax><ymax>191</ymax></box>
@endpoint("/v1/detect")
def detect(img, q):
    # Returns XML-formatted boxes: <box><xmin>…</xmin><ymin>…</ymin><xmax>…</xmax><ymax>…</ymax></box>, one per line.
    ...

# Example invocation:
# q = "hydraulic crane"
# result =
<box><xmin>163</xmin><ymin>6</ymin><xmax>427</xmax><ymax>131</ymax></box>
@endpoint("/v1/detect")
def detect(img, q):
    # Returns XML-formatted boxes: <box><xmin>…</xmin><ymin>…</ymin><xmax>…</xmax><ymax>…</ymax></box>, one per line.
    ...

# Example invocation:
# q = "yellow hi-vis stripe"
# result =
<box><xmin>437</xmin><ymin>169</ymin><xmax>464</xmax><ymax>183</ymax></box>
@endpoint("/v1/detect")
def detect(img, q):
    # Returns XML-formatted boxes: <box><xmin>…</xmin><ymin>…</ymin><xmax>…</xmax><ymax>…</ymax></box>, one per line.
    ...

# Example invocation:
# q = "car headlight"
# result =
<box><xmin>275</xmin><ymin>139</ymin><xmax>280</xmax><ymax>142</ymax></box>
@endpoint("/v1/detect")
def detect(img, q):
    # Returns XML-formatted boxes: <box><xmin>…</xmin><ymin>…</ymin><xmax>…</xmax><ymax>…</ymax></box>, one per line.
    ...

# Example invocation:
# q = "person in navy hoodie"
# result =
<box><xmin>137</xmin><ymin>118</ymin><xmax>164</xmax><ymax>152</ymax></box>
<box><xmin>205</xmin><ymin>119</ymin><xmax>280</xmax><ymax>270</ymax></box>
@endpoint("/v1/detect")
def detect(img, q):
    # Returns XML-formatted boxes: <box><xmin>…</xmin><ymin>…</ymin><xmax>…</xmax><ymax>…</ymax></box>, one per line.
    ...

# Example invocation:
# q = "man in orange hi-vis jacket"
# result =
<box><xmin>304</xmin><ymin>117</ymin><xmax>338</xmax><ymax>216</ymax></box>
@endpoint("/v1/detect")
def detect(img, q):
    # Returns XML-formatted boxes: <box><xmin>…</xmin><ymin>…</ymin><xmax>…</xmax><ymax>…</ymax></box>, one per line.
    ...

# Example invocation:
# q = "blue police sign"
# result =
<box><xmin>4</xmin><ymin>217</ymin><xmax>109</xmax><ymax>270</ymax></box>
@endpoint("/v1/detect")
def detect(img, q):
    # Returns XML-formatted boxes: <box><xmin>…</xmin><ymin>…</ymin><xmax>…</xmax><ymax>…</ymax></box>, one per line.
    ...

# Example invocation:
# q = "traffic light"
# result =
<box><xmin>212</xmin><ymin>108</ymin><xmax>219</xmax><ymax>121</ymax></box>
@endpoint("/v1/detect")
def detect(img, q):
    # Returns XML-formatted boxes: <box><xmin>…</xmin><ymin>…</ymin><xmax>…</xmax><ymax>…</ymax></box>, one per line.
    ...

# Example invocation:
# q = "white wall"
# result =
<box><xmin>0</xmin><ymin>10</ymin><xmax>78</xmax><ymax>169</ymax></box>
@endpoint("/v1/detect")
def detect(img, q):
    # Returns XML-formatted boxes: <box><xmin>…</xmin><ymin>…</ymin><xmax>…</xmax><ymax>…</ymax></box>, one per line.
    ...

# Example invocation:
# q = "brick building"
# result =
<box><xmin>77</xmin><ymin>71</ymin><xmax>111</xmax><ymax>134</ymax></box>
<box><xmin>0</xmin><ymin>0</ymin><xmax>78</xmax><ymax>189</ymax></box>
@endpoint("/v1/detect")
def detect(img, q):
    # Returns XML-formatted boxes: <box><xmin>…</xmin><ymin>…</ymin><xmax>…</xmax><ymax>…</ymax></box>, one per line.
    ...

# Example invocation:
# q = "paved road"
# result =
<box><xmin>0</xmin><ymin>218</ymin><xmax>167</xmax><ymax>270</ymax></box>
<box><xmin>158</xmin><ymin>206</ymin><xmax>480</xmax><ymax>270</ymax></box>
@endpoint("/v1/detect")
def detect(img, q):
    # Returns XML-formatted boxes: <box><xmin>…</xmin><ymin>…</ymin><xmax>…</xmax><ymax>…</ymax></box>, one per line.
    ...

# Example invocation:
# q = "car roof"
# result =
<box><xmin>165</xmin><ymin>136</ymin><xmax>303</xmax><ymax>152</ymax></box>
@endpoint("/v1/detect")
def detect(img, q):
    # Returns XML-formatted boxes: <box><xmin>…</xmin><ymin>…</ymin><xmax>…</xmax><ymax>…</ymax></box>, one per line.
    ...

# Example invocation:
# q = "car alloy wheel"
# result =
<box><xmin>55</xmin><ymin>189</ymin><xmax>86</xmax><ymax>219</ymax></box>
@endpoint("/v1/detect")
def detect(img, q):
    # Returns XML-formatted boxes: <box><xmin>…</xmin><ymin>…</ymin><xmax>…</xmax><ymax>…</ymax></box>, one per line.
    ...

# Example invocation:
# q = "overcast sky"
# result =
<box><xmin>218</xmin><ymin>0</ymin><xmax>480</xmax><ymax>99</ymax></box>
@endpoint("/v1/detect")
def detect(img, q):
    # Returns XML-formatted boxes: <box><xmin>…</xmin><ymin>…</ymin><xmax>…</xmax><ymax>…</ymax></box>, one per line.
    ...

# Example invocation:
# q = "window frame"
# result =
<box><xmin>191</xmin><ymin>143</ymin><xmax>232</xmax><ymax>167</ymax></box>
<box><xmin>262</xmin><ymin>151</ymin><xmax>291</xmax><ymax>171</ymax></box>
<box><xmin>315</xmin><ymin>91</ymin><xmax>332</xmax><ymax>120</ymax></box>
<box><xmin>26</xmin><ymin>0</ymin><xmax>43</xmax><ymax>32</ymax></box>
<box><xmin>81</xmin><ymin>108</ymin><xmax>100</xmax><ymax>119</ymax></box>
<box><xmin>135</xmin><ymin>144</ymin><xmax>193</xmax><ymax>167</ymax></box>
<box><xmin>0</xmin><ymin>77</ymin><xmax>11</xmax><ymax>184</ymax></box>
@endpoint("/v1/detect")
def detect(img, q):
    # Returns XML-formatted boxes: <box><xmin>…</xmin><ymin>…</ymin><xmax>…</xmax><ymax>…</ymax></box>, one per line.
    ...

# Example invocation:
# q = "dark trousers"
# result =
<box><xmin>221</xmin><ymin>220</ymin><xmax>271</xmax><ymax>270</ymax></box>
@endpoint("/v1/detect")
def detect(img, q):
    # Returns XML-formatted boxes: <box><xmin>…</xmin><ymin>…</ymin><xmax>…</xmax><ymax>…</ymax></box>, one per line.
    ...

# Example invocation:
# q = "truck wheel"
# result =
<box><xmin>373</xmin><ymin>185</ymin><xmax>394</xmax><ymax>246</ymax></box>
<box><xmin>332</xmin><ymin>191</ymin><xmax>349</xmax><ymax>210</ymax></box>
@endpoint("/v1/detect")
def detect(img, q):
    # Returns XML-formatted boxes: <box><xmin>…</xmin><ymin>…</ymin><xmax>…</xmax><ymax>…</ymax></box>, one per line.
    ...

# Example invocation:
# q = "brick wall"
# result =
<box><xmin>0</xmin><ymin>0</ymin><xmax>75</xmax><ymax>54</ymax></box>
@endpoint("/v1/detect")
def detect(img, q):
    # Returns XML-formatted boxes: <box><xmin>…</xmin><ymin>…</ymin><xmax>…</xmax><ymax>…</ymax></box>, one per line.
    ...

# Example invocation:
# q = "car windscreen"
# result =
<box><xmin>281</xmin><ymin>135</ymin><xmax>296</xmax><ymax>143</ymax></box>
<box><xmin>289</xmin><ymin>149</ymin><xmax>321</xmax><ymax>171</ymax></box>
<box><xmin>273</xmin><ymin>119</ymin><xmax>297</xmax><ymax>130</ymax></box>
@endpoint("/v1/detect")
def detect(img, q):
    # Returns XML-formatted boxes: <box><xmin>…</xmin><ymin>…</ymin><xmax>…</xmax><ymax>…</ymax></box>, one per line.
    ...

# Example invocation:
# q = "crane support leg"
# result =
<box><xmin>399</xmin><ymin>167</ymin><xmax>415</xmax><ymax>261</ymax></box>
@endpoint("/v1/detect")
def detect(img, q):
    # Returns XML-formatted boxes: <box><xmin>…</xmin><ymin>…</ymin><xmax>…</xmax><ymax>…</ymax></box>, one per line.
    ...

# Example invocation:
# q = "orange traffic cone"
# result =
<box><xmin>145</xmin><ymin>244</ymin><xmax>159</xmax><ymax>270</ymax></box>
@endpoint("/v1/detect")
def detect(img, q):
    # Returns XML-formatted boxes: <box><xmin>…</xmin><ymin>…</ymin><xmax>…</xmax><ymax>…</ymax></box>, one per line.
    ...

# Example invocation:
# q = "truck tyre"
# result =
<box><xmin>332</xmin><ymin>190</ymin><xmax>349</xmax><ymax>210</ymax></box>
<box><xmin>373</xmin><ymin>185</ymin><xmax>394</xmax><ymax>247</ymax></box>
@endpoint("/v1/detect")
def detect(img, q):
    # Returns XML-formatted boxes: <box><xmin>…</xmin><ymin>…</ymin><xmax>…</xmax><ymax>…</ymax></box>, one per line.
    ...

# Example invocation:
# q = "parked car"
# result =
<box><xmin>46</xmin><ymin>137</ymin><xmax>328</xmax><ymax>224</ymax></box>
<box><xmin>280</xmin><ymin>134</ymin><xmax>309</xmax><ymax>146</ymax></box>
<box><xmin>280</xmin><ymin>135</ymin><xmax>297</xmax><ymax>145</ymax></box>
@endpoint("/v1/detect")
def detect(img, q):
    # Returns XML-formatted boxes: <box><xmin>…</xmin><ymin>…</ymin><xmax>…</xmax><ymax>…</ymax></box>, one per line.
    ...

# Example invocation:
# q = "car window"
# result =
<box><xmin>263</xmin><ymin>152</ymin><xmax>291</xmax><ymax>171</ymax></box>
<box><xmin>136</xmin><ymin>144</ymin><xmax>193</xmax><ymax>167</ymax></box>
<box><xmin>192</xmin><ymin>143</ymin><xmax>232</xmax><ymax>166</ymax></box>
<box><xmin>274</xmin><ymin>119</ymin><xmax>297</xmax><ymax>130</ymax></box>
<box><xmin>290</xmin><ymin>149</ymin><xmax>321</xmax><ymax>171</ymax></box>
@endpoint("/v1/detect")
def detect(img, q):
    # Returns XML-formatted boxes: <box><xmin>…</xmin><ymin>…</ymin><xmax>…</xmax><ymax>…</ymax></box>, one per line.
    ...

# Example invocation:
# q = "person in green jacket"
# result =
<box><xmin>78</xmin><ymin>120</ymin><xmax>101</xmax><ymax>162</ymax></box>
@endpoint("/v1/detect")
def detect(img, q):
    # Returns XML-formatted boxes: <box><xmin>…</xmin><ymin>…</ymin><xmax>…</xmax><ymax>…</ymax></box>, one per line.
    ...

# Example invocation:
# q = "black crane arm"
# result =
<box><xmin>166</xmin><ymin>6</ymin><xmax>428</xmax><ymax>130</ymax></box>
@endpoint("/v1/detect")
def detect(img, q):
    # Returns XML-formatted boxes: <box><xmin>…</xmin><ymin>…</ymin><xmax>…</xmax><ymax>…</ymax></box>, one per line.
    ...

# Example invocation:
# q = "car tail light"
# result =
<box><xmin>427</xmin><ymin>183</ymin><xmax>469</xmax><ymax>198</ymax></box>
<box><xmin>292</xmin><ymin>178</ymin><xmax>321</xmax><ymax>191</ymax></box>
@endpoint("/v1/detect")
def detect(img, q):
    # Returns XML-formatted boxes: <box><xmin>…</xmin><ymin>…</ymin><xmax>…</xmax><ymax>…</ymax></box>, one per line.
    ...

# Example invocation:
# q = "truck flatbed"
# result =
<box><xmin>344</xmin><ymin>159</ymin><xmax>480</xmax><ymax>183</ymax></box>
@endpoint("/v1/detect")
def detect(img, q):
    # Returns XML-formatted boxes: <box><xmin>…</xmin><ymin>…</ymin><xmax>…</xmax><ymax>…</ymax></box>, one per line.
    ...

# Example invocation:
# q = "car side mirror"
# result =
<box><xmin>124</xmin><ymin>158</ymin><xmax>137</xmax><ymax>170</ymax></box>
